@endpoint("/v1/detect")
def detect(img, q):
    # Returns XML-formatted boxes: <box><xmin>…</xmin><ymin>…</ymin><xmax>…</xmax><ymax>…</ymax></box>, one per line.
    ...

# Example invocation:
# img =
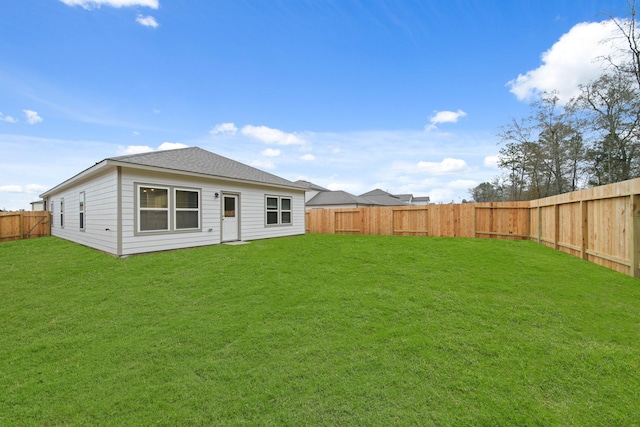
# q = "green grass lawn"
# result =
<box><xmin>1</xmin><ymin>235</ymin><xmax>639</xmax><ymax>425</ymax></box>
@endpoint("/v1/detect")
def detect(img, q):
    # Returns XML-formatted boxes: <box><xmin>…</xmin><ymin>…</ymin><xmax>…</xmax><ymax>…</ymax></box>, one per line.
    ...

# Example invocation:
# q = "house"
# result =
<box><xmin>393</xmin><ymin>193</ymin><xmax>430</xmax><ymax>205</ymax></box>
<box><xmin>305</xmin><ymin>187</ymin><xmax>409</xmax><ymax>210</ymax></box>
<box><xmin>358</xmin><ymin>189</ymin><xmax>409</xmax><ymax>206</ymax></box>
<box><xmin>40</xmin><ymin>147</ymin><xmax>306</xmax><ymax>256</ymax></box>
<box><xmin>294</xmin><ymin>180</ymin><xmax>329</xmax><ymax>203</ymax></box>
<box><xmin>30</xmin><ymin>200</ymin><xmax>45</xmax><ymax>211</ymax></box>
<box><xmin>305</xmin><ymin>190</ymin><xmax>374</xmax><ymax>209</ymax></box>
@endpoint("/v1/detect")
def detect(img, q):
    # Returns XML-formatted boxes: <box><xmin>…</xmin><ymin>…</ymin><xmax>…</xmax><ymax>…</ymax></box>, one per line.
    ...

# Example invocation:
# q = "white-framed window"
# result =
<box><xmin>137</xmin><ymin>184</ymin><xmax>201</xmax><ymax>233</ymax></box>
<box><xmin>139</xmin><ymin>186</ymin><xmax>170</xmax><ymax>232</ymax></box>
<box><xmin>265</xmin><ymin>195</ymin><xmax>292</xmax><ymax>226</ymax></box>
<box><xmin>175</xmin><ymin>188</ymin><xmax>200</xmax><ymax>230</ymax></box>
<box><xmin>79</xmin><ymin>192</ymin><xmax>85</xmax><ymax>231</ymax></box>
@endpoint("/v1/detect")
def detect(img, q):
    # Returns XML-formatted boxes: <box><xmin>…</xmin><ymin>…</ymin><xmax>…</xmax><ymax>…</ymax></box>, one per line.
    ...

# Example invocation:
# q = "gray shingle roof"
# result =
<box><xmin>358</xmin><ymin>189</ymin><xmax>408</xmax><ymax>206</ymax></box>
<box><xmin>109</xmin><ymin>147</ymin><xmax>302</xmax><ymax>189</ymax></box>
<box><xmin>306</xmin><ymin>190</ymin><xmax>372</xmax><ymax>206</ymax></box>
<box><xmin>294</xmin><ymin>180</ymin><xmax>329</xmax><ymax>191</ymax></box>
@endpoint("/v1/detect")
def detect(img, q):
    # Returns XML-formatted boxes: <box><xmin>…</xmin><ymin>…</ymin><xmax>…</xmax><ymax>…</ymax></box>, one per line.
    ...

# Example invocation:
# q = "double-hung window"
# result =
<box><xmin>265</xmin><ymin>196</ymin><xmax>292</xmax><ymax>226</ymax></box>
<box><xmin>139</xmin><ymin>186</ymin><xmax>169</xmax><ymax>232</ymax></box>
<box><xmin>137</xmin><ymin>185</ymin><xmax>201</xmax><ymax>233</ymax></box>
<box><xmin>60</xmin><ymin>199</ymin><xmax>64</xmax><ymax>228</ymax></box>
<box><xmin>175</xmin><ymin>189</ymin><xmax>200</xmax><ymax>230</ymax></box>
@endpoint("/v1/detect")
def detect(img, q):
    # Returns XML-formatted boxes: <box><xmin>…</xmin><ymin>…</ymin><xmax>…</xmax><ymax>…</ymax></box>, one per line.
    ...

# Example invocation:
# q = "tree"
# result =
<box><xmin>496</xmin><ymin>93</ymin><xmax>584</xmax><ymax>200</ymax></box>
<box><xmin>574</xmin><ymin>70</ymin><xmax>640</xmax><ymax>185</ymax></box>
<box><xmin>469</xmin><ymin>180</ymin><xmax>505</xmax><ymax>202</ymax></box>
<box><xmin>610</xmin><ymin>0</ymin><xmax>640</xmax><ymax>90</ymax></box>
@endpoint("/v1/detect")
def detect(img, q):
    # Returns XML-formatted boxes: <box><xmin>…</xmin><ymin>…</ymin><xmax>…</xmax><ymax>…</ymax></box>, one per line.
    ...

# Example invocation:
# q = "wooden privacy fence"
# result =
<box><xmin>305</xmin><ymin>202</ymin><xmax>531</xmax><ymax>240</ymax></box>
<box><xmin>0</xmin><ymin>211</ymin><xmax>51</xmax><ymax>242</ymax></box>
<box><xmin>306</xmin><ymin>177</ymin><xmax>640</xmax><ymax>278</ymax></box>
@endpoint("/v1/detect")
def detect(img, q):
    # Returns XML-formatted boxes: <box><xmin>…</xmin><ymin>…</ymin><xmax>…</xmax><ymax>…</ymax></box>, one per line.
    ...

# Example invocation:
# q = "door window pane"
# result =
<box><xmin>224</xmin><ymin>196</ymin><xmax>236</xmax><ymax>218</ymax></box>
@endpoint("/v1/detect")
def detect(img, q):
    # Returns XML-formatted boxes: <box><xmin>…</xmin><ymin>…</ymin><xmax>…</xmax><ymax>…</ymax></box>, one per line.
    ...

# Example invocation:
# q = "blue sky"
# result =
<box><xmin>0</xmin><ymin>0</ymin><xmax>631</xmax><ymax>210</ymax></box>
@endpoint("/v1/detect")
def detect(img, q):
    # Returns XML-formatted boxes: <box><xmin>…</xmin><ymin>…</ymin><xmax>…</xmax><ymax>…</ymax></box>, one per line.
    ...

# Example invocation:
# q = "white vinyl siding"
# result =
<box><xmin>47</xmin><ymin>168</ymin><xmax>119</xmax><ymax>254</ymax></box>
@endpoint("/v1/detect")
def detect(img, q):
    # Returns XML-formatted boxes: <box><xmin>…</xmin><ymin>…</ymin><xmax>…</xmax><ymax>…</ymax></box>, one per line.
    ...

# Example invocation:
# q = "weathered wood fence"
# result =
<box><xmin>306</xmin><ymin>178</ymin><xmax>640</xmax><ymax>278</ymax></box>
<box><xmin>0</xmin><ymin>211</ymin><xmax>51</xmax><ymax>242</ymax></box>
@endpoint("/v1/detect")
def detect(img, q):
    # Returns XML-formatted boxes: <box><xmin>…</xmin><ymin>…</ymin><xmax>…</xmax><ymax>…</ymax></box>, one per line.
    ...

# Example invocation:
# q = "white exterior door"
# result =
<box><xmin>221</xmin><ymin>194</ymin><xmax>239</xmax><ymax>241</ymax></box>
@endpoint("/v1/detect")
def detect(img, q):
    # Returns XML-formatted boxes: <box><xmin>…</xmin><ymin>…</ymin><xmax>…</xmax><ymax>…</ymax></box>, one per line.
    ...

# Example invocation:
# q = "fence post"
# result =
<box><xmin>631</xmin><ymin>195</ymin><xmax>640</xmax><ymax>278</ymax></box>
<box><xmin>554</xmin><ymin>204</ymin><xmax>560</xmax><ymax>250</ymax></box>
<box><xmin>537</xmin><ymin>206</ymin><xmax>542</xmax><ymax>244</ymax></box>
<box><xmin>19</xmin><ymin>212</ymin><xmax>24</xmax><ymax>240</ymax></box>
<box><xmin>581</xmin><ymin>200</ymin><xmax>589</xmax><ymax>261</ymax></box>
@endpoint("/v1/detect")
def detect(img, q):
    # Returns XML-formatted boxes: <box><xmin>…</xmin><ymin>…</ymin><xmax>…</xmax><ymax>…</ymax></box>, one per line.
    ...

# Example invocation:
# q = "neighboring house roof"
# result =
<box><xmin>41</xmin><ymin>147</ymin><xmax>304</xmax><ymax>197</ymax></box>
<box><xmin>294</xmin><ymin>180</ymin><xmax>329</xmax><ymax>192</ymax></box>
<box><xmin>306</xmin><ymin>190</ymin><xmax>372</xmax><ymax>207</ymax></box>
<box><xmin>358</xmin><ymin>189</ymin><xmax>408</xmax><ymax>206</ymax></box>
<box><xmin>394</xmin><ymin>194</ymin><xmax>413</xmax><ymax>203</ymax></box>
<box><xmin>412</xmin><ymin>196</ymin><xmax>431</xmax><ymax>204</ymax></box>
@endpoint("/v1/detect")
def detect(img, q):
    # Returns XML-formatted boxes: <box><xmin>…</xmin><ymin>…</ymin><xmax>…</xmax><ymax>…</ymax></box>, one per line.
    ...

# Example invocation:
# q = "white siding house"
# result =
<box><xmin>40</xmin><ymin>147</ymin><xmax>306</xmax><ymax>256</ymax></box>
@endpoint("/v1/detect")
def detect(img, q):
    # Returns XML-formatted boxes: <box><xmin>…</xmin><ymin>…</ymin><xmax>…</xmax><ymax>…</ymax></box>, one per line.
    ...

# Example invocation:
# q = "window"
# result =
<box><xmin>139</xmin><ymin>186</ymin><xmax>169</xmax><ymax>231</ymax></box>
<box><xmin>79</xmin><ymin>192</ymin><xmax>85</xmax><ymax>230</ymax></box>
<box><xmin>60</xmin><ymin>199</ymin><xmax>64</xmax><ymax>228</ymax></box>
<box><xmin>137</xmin><ymin>184</ymin><xmax>201</xmax><ymax>233</ymax></box>
<box><xmin>175</xmin><ymin>189</ymin><xmax>200</xmax><ymax>230</ymax></box>
<box><xmin>266</xmin><ymin>196</ymin><xmax>279</xmax><ymax>225</ymax></box>
<box><xmin>266</xmin><ymin>196</ymin><xmax>292</xmax><ymax>226</ymax></box>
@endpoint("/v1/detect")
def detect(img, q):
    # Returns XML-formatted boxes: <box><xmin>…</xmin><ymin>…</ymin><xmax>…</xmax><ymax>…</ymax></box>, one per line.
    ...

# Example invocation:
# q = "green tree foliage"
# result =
<box><xmin>470</xmin><ymin>1</ymin><xmax>640</xmax><ymax>202</ymax></box>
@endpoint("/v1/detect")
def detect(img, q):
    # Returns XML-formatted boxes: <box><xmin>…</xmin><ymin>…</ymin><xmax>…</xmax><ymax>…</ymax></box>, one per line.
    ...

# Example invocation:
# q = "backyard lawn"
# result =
<box><xmin>1</xmin><ymin>234</ymin><xmax>639</xmax><ymax>425</ymax></box>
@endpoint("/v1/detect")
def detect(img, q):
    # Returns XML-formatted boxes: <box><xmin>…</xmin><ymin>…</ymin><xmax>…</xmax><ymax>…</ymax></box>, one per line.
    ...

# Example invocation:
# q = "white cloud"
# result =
<box><xmin>0</xmin><ymin>184</ymin><xmax>48</xmax><ymax>195</ymax></box>
<box><xmin>118</xmin><ymin>145</ymin><xmax>154</xmax><ymax>155</ymax></box>
<box><xmin>241</xmin><ymin>125</ymin><xmax>305</xmax><ymax>145</ymax></box>
<box><xmin>25</xmin><ymin>184</ymin><xmax>49</xmax><ymax>194</ymax></box>
<box><xmin>136</xmin><ymin>15</ymin><xmax>158</xmax><ymax>28</ymax></box>
<box><xmin>426</xmin><ymin>109</ymin><xmax>467</xmax><ymax>130</ymax></box>
<box><xmin>483</xmin><ymin>155</ymin><xmax>500</xmax><ymax>168</ymax></box>
<box><xmin>59</xmin><ymin>0</ymin><xmax>159</xmax><ymax>9</ymax></box>
<box><xmin>0</xmin><ymin>185</ymin><xmax>23</xmax><ymax>193</ymax></box>
<box><xmin>210</xmin><ymin>122</ymin><xmax>238</xmax><ymax>136</ymax></box>
<box><xmin>447</xmin><ymin>179</ymin><xmax>477</xmax><ymax>190</ymax></box>
<box><xmin>262</xmin><ymin>148</ymin><xmax>281</xmax><ymax>157</ymax></box>
<box><xmin>394</xmin><ymin>158</ymin><xmax>470</xmax><ymax>175</ymax></box>
<box><xmin>250</xmin><ymin>160</ymin><xmax>276</xmax><ymax>170</ymax></box>
<box><xmin>301</xmin><ymin>154</ymin><xmax>315</xmax><ymax>161</ymax></box>
<box><xmin>0</xmin><ymin>112</ymin><xmax>18</xmax><ymax>123</ymax></box>
<box><xmin>427</xmin><ymin>188</ymin><xmax>456</xmax><ymax>203</ymax></box>
<box><xmin>23</xmin><ymin>109</ymin><xmax>43</xmax><ymax>124</ymax></box>
<box><xmin>117</xmin><ymin>142</ymin><xmax>186</xmax><ymax>155</ymax></box>
<box><xmin>327</xmin><ymin>182</ymin><xmax>364</xmax><ymax>194</ymax></box>
<box><xmin>508</xmin><ymin>20</ymin><xmax>626</xmax><ymax>103</ymax></box>
<box><xmin>158</xmin><ymin>142</ymin><xmax>188</xmax><ymax>150</ymax></box>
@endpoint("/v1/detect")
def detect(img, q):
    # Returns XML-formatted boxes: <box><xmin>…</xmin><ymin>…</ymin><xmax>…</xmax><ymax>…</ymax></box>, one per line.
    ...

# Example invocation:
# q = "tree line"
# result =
<box><xmin>471</xmin><ymin>1</ymin><xmax>640</xmax><ymax>202</ymax></box>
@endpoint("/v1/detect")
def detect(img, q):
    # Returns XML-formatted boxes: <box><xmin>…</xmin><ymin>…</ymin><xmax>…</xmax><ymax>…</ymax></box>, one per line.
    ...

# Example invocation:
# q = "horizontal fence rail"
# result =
<box><xmin>306</xmin><ymin>178</ymin><xmax>640</xmax><ymax>278</ymax></box>
<box><xmin>0</xmin><ymin>211</ymin><xmax>51</xmax><ymax>242</ymax></box>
